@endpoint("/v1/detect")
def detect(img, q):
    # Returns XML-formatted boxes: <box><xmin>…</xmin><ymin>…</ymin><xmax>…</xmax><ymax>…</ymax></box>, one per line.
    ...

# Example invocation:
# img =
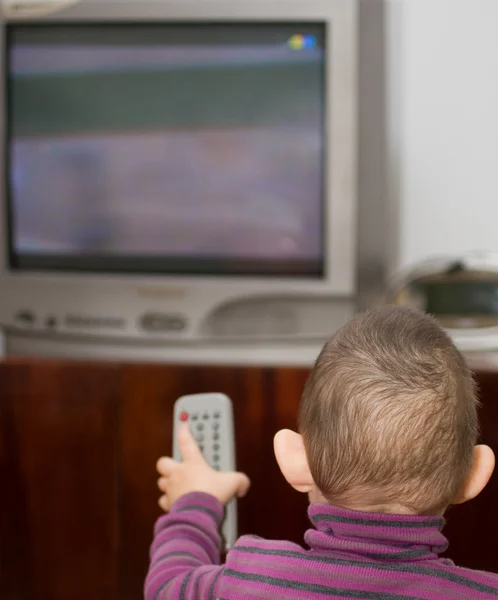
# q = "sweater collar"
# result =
<box><xmin>306</xmin><ymin>503</ymin><xmax>448</xmax><ymax>562</ymax></box>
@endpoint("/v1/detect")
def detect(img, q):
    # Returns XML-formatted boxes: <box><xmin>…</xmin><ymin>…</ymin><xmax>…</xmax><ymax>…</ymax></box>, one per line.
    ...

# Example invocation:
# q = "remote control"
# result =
<box><xmin>173</xmin><ymin>393</ymin><xmax>237</xmax><ymax>550</ymax></box>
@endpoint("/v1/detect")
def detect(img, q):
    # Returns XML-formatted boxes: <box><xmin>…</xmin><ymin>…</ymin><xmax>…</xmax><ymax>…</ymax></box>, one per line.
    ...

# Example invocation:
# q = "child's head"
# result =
<box><xmin>274</xmin><ymin>306</ymin><xmax>495</xmax><ymax>515</ymax></box>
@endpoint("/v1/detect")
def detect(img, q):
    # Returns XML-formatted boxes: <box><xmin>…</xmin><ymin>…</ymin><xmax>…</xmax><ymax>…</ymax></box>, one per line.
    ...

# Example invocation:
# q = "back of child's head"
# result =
<box><xmin>299</xmin><ymin>305</ymin><xmax>479</xmax><ymax>515</ymax></box>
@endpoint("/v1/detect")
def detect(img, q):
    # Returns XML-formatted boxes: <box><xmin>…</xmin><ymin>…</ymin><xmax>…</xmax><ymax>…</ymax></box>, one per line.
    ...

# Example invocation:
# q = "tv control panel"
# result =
<box><xmin>6</xmin><ymin>295</ymin><xmax>353</xmax><ymax>345</ymax></box>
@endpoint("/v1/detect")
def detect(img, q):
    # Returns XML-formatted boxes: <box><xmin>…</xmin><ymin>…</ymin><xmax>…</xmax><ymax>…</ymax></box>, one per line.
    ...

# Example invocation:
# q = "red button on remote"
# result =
<box><xmin>180</xmin><ymin>412</ymin><xmax>189</xmax><ymax>422</ymax></box>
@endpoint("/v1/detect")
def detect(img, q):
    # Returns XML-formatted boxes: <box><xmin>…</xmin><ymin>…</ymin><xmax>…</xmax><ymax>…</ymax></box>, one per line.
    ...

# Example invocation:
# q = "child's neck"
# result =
<box><xmin>342</xmin><ymin>501</ymin><xmax>417</xmax><ymax>515</ymax></box>
<box><xmin>309</xmin><ymin>488</ymin><xmax>444</xmax><ymax>516</ymax></box>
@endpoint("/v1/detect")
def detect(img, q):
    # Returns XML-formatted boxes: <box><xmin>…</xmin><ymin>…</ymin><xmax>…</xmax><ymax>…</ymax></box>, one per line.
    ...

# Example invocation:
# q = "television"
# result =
<box><xmin>0</xmin><ymin>0</ymin><xmax>386</xmax><ymax>362</ymax></box>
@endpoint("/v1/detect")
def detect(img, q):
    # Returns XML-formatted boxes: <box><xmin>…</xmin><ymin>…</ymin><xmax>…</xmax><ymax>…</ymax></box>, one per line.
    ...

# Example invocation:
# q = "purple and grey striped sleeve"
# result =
<box><xmin>144</xmin><ymin>492</ymin><xmax>225</xmax><ymax>600</ymax></box>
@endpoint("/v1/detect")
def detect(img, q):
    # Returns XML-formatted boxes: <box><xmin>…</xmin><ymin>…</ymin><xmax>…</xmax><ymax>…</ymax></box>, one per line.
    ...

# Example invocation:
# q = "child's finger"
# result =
<box><xmin>234</xmin><ymin>472</ymin><xmax>251</xmax><ymax>498</ymax></box>
<box><xmin>157</xmin><ymin>477</ymin><xmax>168</xmax><ymax>492</ymax></box>
<box><xmin>178</xmin><ymin>422</ymin><xmax>205</xmax><ymax>463</ymax></box>
<box><xmin>157</xmin><ymin>457</ymin><xmax>177</xmax><ymax>476</ymax></box>
<box><xmin>158</xmin><ymin>494</ymin><xmax>170</xmax><ymax>513</ymax></box>
<box><xmin>219</xmin><ymin>471</ymin><xmax>251</xmax><ymax>499</ymax></box>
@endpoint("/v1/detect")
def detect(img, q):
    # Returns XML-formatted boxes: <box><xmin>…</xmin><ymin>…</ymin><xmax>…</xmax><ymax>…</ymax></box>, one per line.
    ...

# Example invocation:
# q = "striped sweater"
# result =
<box><xmin>145</xmin><ymin>492</ymin><xmax>498</xmax><ymax>599</ymax></box>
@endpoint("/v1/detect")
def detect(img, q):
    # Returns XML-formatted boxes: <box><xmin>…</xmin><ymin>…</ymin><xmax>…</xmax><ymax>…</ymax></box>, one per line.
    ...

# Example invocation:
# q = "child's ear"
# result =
<box><xmin>273</xmin><ymin>429</ymin><xmax>314</xmax><ymax>493</ymax></box>
<box><xmin>453</xmin><ymin>445</ymin><xmax>495</xmax><ymax>505</ymax></box>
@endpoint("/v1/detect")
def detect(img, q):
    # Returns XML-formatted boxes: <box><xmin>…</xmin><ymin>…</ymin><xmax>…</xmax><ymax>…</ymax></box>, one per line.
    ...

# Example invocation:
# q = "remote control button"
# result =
<box><xmin>196</xmin><ymin>434</ymin><xmax>204</xmax><ymax>443</ymax></box>
<box><xmin>213</xmin><ymin>444</ymin><xmax>220</xmax><ymax>451</ymax></box>
<box><xmin>212</xmin><ymin>422</ymin><xmax>220</xmax><ymax>431</ymax></box>
<box><xmin>196</xmin><ymin>423</ymin><xmax>204</xmax><ymax>432</ymax></box>
<box><xmin>180</xmin><ymin>412</ymin><xmax>189</xmax><ymax>422</ymax></box>
<box><xmin>203</xmin><ymin>413</ymin><xmax>209</xmax><ymax>420</ymax></box>
<box><xmin>191</xmin><ymin>413</ymin><xmax>199</xmax><ymax>421</ymax></box>
<box><xmin>214</xmin><ymin>465</ymin><xmax>220</xmax><ymax>471</ymax></box>
<box><xmin>199</xmin><ymin>445</ymin><xmax>204</xmax><ymax>452</ymax></box>
<box><xmin>213</xmin><ymin>433</ymin><xmax>220</xmax><ymax>441</ymax></box>
<box><xmin>213</xmin><ymin>454</ymin><xmax>220</xmax><ymax>462</ymax></box>
<box><xmin>214</xmin><ymin>412</ymin><xmax>221</xmax><ymax>419</ymax></box>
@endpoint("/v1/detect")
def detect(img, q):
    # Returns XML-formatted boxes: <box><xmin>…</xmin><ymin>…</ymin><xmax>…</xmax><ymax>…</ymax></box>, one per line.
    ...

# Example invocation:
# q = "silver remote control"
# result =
<box><xmin>173</xmin><ymin>393</ymin><xmax>237</xmax><ymax>550</ymax></box>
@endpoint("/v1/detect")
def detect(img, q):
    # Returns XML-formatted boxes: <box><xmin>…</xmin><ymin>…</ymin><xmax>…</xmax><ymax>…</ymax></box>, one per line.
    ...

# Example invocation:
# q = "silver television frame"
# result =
<box><xmin>0</xmin><ymin>0</ymin><xmax>372</xmax><ymax>358</ymax></box>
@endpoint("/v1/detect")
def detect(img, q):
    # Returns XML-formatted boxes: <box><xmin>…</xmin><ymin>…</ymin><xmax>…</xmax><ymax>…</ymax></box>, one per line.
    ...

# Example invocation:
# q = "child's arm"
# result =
<box><xmin>144</xmin><ymin>423</ymin><xmax>250</xmax><ymax>600</ymax></box>
<box><xmin>144</xmin><ymin>492</ymin><xmax>224</xmax><ymax>599</ymax></box>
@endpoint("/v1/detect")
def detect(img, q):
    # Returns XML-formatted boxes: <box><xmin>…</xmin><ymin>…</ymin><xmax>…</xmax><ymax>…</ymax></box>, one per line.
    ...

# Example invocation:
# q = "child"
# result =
<box><xmin>145</xmin><ymin>306</ymin><xmax>498</xmax><ymax>599</ymax></box>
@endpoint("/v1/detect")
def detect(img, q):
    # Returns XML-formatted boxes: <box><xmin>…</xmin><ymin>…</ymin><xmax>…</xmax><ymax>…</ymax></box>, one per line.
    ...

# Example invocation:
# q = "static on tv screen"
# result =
<box><xmin>7</xmin><ymin>23</ymin><xmax>326</xmax><ymax>277</ymax></box>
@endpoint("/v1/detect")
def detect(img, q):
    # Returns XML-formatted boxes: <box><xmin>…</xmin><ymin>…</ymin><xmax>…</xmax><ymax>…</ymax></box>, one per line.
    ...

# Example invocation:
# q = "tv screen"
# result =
<box><xmin>6</xmin><ymin>23</ymin><xmax>326</xmax><ymax>277</ymax></box>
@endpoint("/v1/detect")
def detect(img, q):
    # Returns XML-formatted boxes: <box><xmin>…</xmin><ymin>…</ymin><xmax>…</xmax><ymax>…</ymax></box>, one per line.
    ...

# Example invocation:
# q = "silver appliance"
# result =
<box><xmin>390</xmin><ymin>253</ymin><xmax>498</xmax><ymax>353</ymax></box>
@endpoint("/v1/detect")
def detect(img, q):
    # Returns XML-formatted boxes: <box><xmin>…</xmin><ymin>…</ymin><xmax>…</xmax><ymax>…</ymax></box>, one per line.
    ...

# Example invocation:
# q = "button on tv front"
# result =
<box><xmin>15</xmin><ymin>310</ymin><xmax>35</xmax><ymax>325</ymax></box>
<box><xmin>139</xmin><ymin>313</ymin><xmax>187</xmax><ymax>333</ymax></box>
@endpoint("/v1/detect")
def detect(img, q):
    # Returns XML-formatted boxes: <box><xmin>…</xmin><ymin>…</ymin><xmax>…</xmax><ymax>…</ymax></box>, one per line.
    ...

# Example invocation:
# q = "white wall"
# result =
<box><xmin>387</xmin><ymin>0</ymin><xmax>498</xmax><ymax>272</ymax></box>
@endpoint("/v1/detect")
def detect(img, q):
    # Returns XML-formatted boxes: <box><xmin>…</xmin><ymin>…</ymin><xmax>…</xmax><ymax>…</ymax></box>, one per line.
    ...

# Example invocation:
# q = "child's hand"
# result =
<box><xmin>156</xmin><ymin>423</ymin><xmax>251</xmax><ymax>511</ymax></box>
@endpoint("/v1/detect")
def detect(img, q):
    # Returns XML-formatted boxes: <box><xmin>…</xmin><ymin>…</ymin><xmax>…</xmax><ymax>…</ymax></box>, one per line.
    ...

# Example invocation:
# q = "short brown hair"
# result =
<box><xmin>299</xmin><ymin>306</ymin><xmax>479</xmax><ymax>514</ymax></box>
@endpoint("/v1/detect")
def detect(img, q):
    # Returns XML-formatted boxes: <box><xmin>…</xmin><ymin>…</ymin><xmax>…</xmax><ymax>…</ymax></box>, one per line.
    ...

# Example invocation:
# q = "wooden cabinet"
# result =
<box><xmin>0</xmin><ymin>363</ymin><xmax>121</xmax><ymax>599</ymax></box>
<box><xmin>0</xmin><ymin>360</ymin><xmax>497</xmax><ymax>599</ymax></box>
